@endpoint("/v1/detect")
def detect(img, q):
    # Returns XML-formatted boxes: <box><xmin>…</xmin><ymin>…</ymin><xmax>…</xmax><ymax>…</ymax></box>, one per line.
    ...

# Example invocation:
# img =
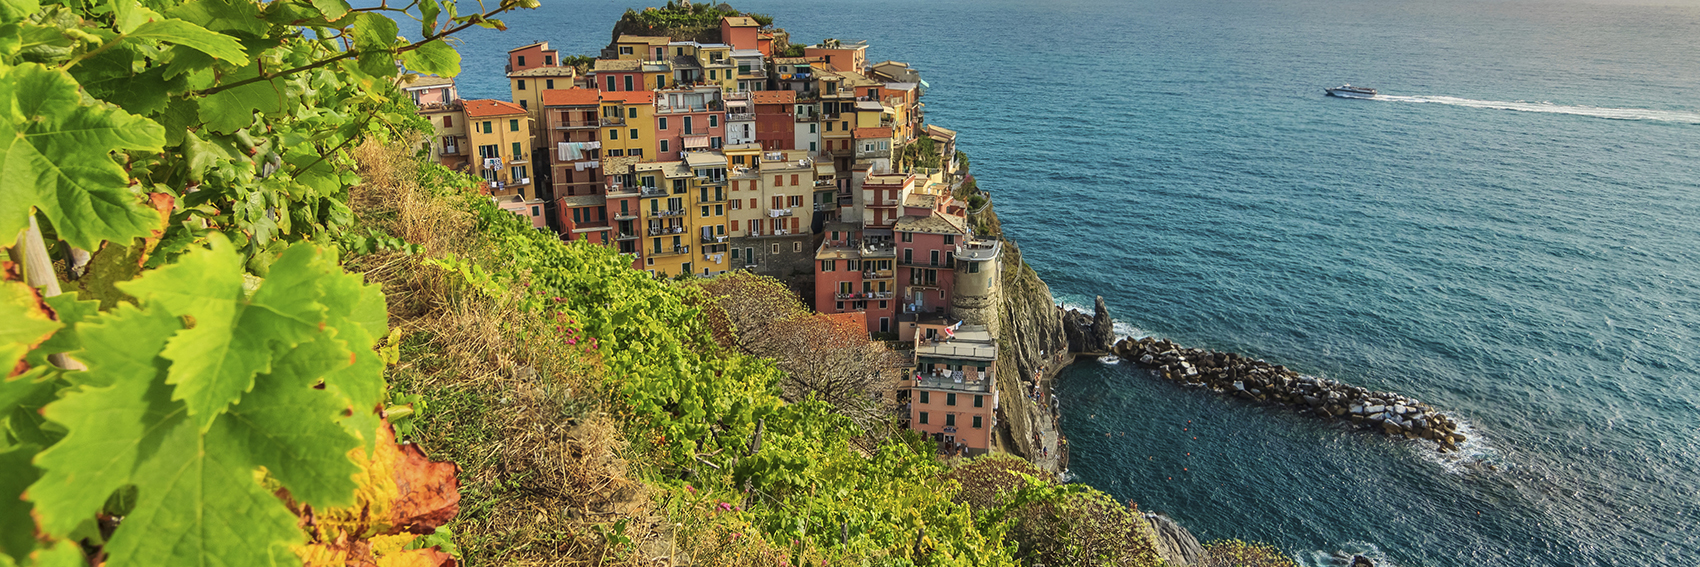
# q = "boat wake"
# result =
<box><xmin>1372</xmin><ymin>95</ymin><xmax>1700</xmax><ymax>124</ymax></box>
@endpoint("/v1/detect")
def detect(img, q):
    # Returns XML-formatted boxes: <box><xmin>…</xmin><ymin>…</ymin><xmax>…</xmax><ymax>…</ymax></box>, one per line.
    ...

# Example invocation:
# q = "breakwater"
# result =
<box><xmin>1111</xmin><ymin>336</ymin><xmax>1466</xmax><ymax>453</ymax></box>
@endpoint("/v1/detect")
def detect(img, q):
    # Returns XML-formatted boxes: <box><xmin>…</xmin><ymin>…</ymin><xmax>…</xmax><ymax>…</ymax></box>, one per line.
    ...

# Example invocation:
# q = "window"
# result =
<box><xmin>745</xmin><ymin>247</ymin><xmax>753</xmax><ymax>260</ymax></box>
<box><xmin>902</xmin><ymin>232</ymin><xmax>912</xmax><ymax>242</ymax></box>
<box><xmin>972</xmin><ymin>415</ymin><xmax>983</xmax><ymax>429</ymax></box>
<box><xmin>572</xmin><ymin>209</ymin><xmax>582</xmax><ymax>223</ymax></box>
<box><xmin>792</xmin><ymin>241</ymin><xmax>802</xmax><ymax>252</ymax></box>
<box><xmin>822</xmin><ymin>260</ymin><xmax>834</xmax><ymax>272</ymax></box>
<box><xmin>919</xmin><ymin>412</ymin><xmax>928</xmax><ymax>425</ymax></box>
<box><xmin>443</xmin><ymin>116</ymin><xmax>452</xmax><ymax>127</ymax></box>
<box><xmin>660</xmin><ymin>140</ymin><xmax>669</xmax><ymax>153</ymax></box>
<box><xmin>619</xmin><ymin>46</ymin><xmax>633</xmax><ymax>55</ymax></box>
<box><xmin>609</xmin><ymin>129</ymin><xmax>619</xmax><ymax>140</ymax></box>
<box><xmin>947</xmin><ymin>393</ymin><xmax>956</xmax><ymax>406</ymax></box>
<box><xmin>531</xmin><ymin>206</ymin><xmax>539</xmax><ymax>216</ymax></box>
<box><xmin>709</xmin><ymin>115</ymin><xmax>718</xmax><ymax>127</ymax></box>
<box><xmin>841</xmin><ymin>121</ymin><xmax>849</xmax><ymax>130</ymax></box>
<box><xmin>770</xmin><ymin>243</ymin><xmax>779</xmax><ymax>254</ymax></box>
<box><xmin>919</xmin><ymin>391</ymin><xmax>929</xmax><ymax>404</ymax></box>
<box><xmin>630</xmin><ymin>128</ymin><xmax>639</xmax><ymax>139</ymax></box>
<box><xmin>518</xmin><ymin>79</ymin><xmax>527</xmax><ymax>90</ymax></box>
<box><xmin>511</xmin><ymin>165</ymin><xmax>526</xmax><ymax>180</ymax></box>
<box><xmin>714</xmin><ymin>204</ymin><xmax>723</xmax><ymax>215</ymax></box>
<box><xmin>835</xmin><ymin>301</ymin><xmax>843</xmax><ymax>310</ymax></box>
<box><xmin>809</xmin><ymin>124</ymin><xmax>817</xmax><ymax>133</ymax></box>
<box><xmin>974</xmin><ymin>395</ymin><xmax>983</xmax><ymax>408</ymax></box>
<box><xmin>509</xmin><ymin>119</ymin><xmax>519</xmax><ymax>132</ymax></box>
<box><xmin>659</xmin><ymin>117</ymin><xmax>668</xmax><ymax>130</ymax></box>
<box><xmin>824</xmin><ymin>122</ymin><xmax>832</xmax><ymax>132</ymax></box>
<box><xmin>879</xmin><ymin>317</ymin><xmax>889</xmax><ymax>332</ymax></box>
<box><xmin>930</xmin><ymin>250</ymin><xmax>939</xmax><ymax>266</ymax></box>
<box><xmin>624</xmin><ymin>75</ymin><xmax>633</xmax><ymax>91</ymax></box>
<box><xmin>945</xmin><ymin>414</ymin><xmax>956</xmax><ymax>427</ymax></box>
<box><xmin>517</xmin><ymin>55</ymin><xmax>526</xmax><ymax>67</ymax></box>
<box><xmin>903</xmin><ymin>249</ymin><xmax>912</xmax><ymax>263</ymax></box>
<box><xmin>788</xmin><ymin>195</ymin><xmax>802</xmax><ymax>207</ymax></box>
<box><xmin>546</xmin><ymin>79</ymin><xmax>554</xmax><ymax>89</ymax></box>
<box><xmin>606</xmin><ymin>149</ymin><xmax>623</xmax><ymax>156</ymax></box>
<box><xmin>711</xmin><ymin>136</ymin><xmax>721</xmax><ymax>149</ymax></box>
<box><xmin>683</xmin><ymin>116</ymin><xmax>693</xmax><ymax>134</ymax></box>
<box><xmin>809</xmin><ymin>141</ymin><xmax>817</xmax><ymax>151</ymax></box>
<box><xmin>511</xmin><ymin>142</ymin><xmax>522</xmax><ymax>158</ymax></box>
<box><xmin>709</xmin><ymin>70</ymin><xmax>716</xmax><ymax>80</ymax></box>
<box><xmin>519</xmin><ymin>100</ymin><xmax>527</xmax><ymax>109</ymax></box>
<box><xmin>482</xmin><ymin>121</ymin><xmax>492</xmax><ymax>134</ymax></box>
<box><xmin>628</xmin><ymin>107</ymin><xmax>637</xmax><ymax>118</ymax></box>
<box><xmin>701</xmin><ymin>206</ymin><xmax>709</xmax><ymax>217</ymax></box>
<box><xmin>968</xmin><ymin>262</ymin><xmax>980</xmax><ymax>273</ymax></box>
<box><xmin>606</xmin><ymin>76</ymin><xmax>616</xmax><ymax>91</ymax></box>
<box><xmin>731</xmin><ymin>248</ymin><xmax>740</xmax><ymax>259</ymax></box>
<box><xmin>944</xmin><ymin>235</ymin><xmax>955</xmax><ymax>245</ymax></box>
<box><xmin>545</xmin><ymin>55</ymin><xmax>553</xmax><ymax>65</ymax></box>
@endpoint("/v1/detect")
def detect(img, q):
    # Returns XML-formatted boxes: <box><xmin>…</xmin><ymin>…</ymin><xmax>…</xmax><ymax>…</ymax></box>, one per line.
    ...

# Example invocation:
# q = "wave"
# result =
<box><xmin>1371</xmin><ymin>95</ymin><xmax>1700</xmax><ymax>123</ymax></box>
<box><xmin>1300</xmin><ymin>542</ymin><xmax>1399</xmax><ymax>567</ymax></box>
<box><xmin>1415</xmin><ymin>414</ymin><xmax>1504</xmax><ymax>476</ymax></box>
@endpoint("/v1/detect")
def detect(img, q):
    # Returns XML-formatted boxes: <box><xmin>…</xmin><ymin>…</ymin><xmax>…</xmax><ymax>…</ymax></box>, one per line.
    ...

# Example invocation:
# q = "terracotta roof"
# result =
<box><xmin>507</xmin><ymin>41</ymin><xmax>551</xmax><ymax>52</ymax></box>
<box><xmin>541</xmin><ymin>88</ymin><xmax>601</xmax><ymax>106</ymax></box>
<box><xmin>750</xmin><ymin>90</ymin><xmax>795</xmax><ymax>104</ymax></box>
<box><xmin>508</xmin><ymin>66</ymin><xmax>576</xmax><ymax>78</ymax></box>
<box><xmin>616</xmin><ymin>34</ymin><xmax>670</xmax><ymax>45</ymax></box>
<box><xmin>600</xmin><ymin>90</ymin><xmax>655</xmax><ymax>104</ymax></box>
<box><xmin>463</xmin><ymin>99</ymin><xmax>527</xmax><ymax>117</ymax></box>
<box><xmin>594</xmin><ymin>59</ymin><xmax>641</xmax><ymax>71</ymax></box>
<box><xmin>722</xmin><ymin>16</ymin><xmax>759</xmax><ymax>28</ymax></box>
<box><xmin>854</xmin><ymin>127</ymin><xmax>892</xmax><ymax>139</ymax></box>
<box><xmin>893</xmin><ymin>212</ymin><xmax>967</xmax><ymax>235</ymax></box>
<box><xmin>401</xmin><ymin>75</ymin><xmax>454</xmax><ymax>89</ymax></box>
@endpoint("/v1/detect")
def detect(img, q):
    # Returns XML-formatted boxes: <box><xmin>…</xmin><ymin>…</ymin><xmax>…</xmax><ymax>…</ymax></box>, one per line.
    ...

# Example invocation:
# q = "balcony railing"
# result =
<box><xmin>647</xmin><ymin>225</ymin><xmax>685</xmax><ymax>236</ymax></box>
<box><xmin>613</xmin><ymin>212</ymin><xmax>639</xmax><ymax>220</ymax></box>
<box><xmin>640</xmin><ymin>186</ymin><xmax>667</xmax><ymax>197</ymax></box>
<box><xmin>441</xmin><ymin>145</ymin><xmax>461</xmax><ymax>155</ymax></box>
<box><xmin>600</xmin><ymin>117</ymin><xmax>626</xmax><ymax>127</ymax></box>
<box><xmin>795</xmin><ymin>113</ymin><xmax>818</xmax><ymax>123</ymax></box>
<box><xmin>651</xmin><ymin>244</ymin><xmax>691</xmax><ymax>256</ymax></box>
<box><xmin>555</xmin><ymin>120</ymin><xmax>599</xmax><ymax>129</ymax></box>
<box><xmin>651</xmin><ymin>209</ymin><xmax>687</xmax><ymax>217</ymax></box>
<box><xmin>727</xmin><ymin>112</ymin><xmax>755</xmax><ymax>122</ymax></box>
<box><xmin>767</xmin><ymin>208</ymin><xmax>793</xmax><ymax>217</ymax></box>
<box><xmin>614</xmin><ymin>231</ymin><xmax>639</xmax><ymax>240</ymax></box>
<box><xmin>899</xmin><ymin>259</ymin><xmax>954</xmax><ymax>269</ymax></box>
<box><xmin>909</xmin><ymin>374</ymin><xmax>994</xmax><ymax>393</ymax></box>
<box><xmin>836</xmin><ymin>291</ymin><xmax>893</xmax><ymax>300</ymax></box>
<box><xmin>699</xmin><ymin>194</ymin><xmax>726</xmax><ymax>203</ymax></box>
<box><xmin>700</xmin><ymin>233</ymin><xmax>727</xmax><ymax>244</ymax></box>
<box><xmin>608</xmin><ymin>184</ymin><xmax>640</xmax><ymax>196</ymax></box>
<box><xmin>863</xmin><ymin>269</ymin><xmax>894</xmax><ymax>279</ymax></box>
<box><xmin>813</xmin><ymin>203</ymin><xmax>835</xmax><ymax>212</ymax></box>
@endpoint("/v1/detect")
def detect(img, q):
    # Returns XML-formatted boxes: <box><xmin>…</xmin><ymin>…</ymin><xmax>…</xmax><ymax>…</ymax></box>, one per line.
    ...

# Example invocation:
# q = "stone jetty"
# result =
<box><xmin>1112</xmin><ymin>336</ymin><xmax>1467</xmax><ymax>452</ymax></box>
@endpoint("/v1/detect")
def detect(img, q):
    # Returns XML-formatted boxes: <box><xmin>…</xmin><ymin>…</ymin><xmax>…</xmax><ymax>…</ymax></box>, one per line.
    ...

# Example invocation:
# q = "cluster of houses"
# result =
<box><xmin>405</xmin><ymin>17</ymin><xmax>1002</xmax><ymax>456</ymax></box>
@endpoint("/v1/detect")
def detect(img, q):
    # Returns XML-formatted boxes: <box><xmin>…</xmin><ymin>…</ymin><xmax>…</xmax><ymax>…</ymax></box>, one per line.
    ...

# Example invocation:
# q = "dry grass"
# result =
<box><xmin>345</xmin><ymin>139</ymin><xmax>664</xmax><ymax>566</ymax></box>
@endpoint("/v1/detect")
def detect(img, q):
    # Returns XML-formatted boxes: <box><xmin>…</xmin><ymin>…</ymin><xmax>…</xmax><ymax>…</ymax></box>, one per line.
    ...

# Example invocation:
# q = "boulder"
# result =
<box><xmin>1351</xmin><ymin>555</ymin><xmax>1375</xmax><ymax>567</ymax></box>
<box><xmin>1145</xmin><ymin>513</ymin><xmax>1206</xmax><ymax>567</ymax></box>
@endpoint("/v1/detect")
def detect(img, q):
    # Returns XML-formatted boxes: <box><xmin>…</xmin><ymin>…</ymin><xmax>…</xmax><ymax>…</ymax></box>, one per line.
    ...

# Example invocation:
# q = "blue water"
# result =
<box><xmin>430</xmin><ymin>0</ymin><xmax>1700</xmax><ymax>564</ymax></box>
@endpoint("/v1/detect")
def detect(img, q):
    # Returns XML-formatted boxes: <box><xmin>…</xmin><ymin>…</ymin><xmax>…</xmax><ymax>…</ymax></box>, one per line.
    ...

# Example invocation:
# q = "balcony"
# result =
<box><xmin>835</xmin><ymin>291</ymin><xmax>893</xmax><ymax>300</ymax></box>
<box><xmin>651</xmin><ymin>244</ymin><xmax>691</xmax><ymax>257</ymax></box>
<box><xmin>747</xmin><ymin>228</ymin><xmax>796</xmax><ymax>238</ymax></box>
<box><xmin>909</xmin><ymin>374</ymin><xmax>994</xmax><ymax>393</ymax></box>
<box><xmin>699</xmin><ymin>193</ymin><xmax>726</xmax><ymax>203</ymax></box>
<box><xmin>613</xmin><ymin>212</ymin><xmax>639</xmax><ymax>220</ymax></box>
<box><xmin>899</xmin><ymin>259</ymin><xmax>954</xmax><ymax>269</ymax></box>
<box><xmin>640</xmin><ymin>186</ymin><xmax>667</xmax><ymax>198</ymax></box>
<box><xmin>600</xmin><ymin>117</ymin><xmax>626</xmax><ymax>127</ymax></box>
<box><xmin>440</xmin><ymin>145</ymin><xmax>461</xmax><ymax>155</ymax></box>
<box><xmin>614</xmin><ymin>231</ymin><xmax>640</xmax><ymax>240</ymax></box>
<box><xmin>647</xmin><ymin>225</ymin><xmax>686</xmax><ymax>236</ymax></box>
<box><xmin>727</xmin><ymin>111</ymin><xmax>755</xmax><ymax>122</ymax></box>
<box><xmin>863</xmin><ymin>269</ymin><xmax>894</xmax><ymax>279</ymax></box>
<box><xmin>700</xmin><ymin>233</ymin><xmax>728</xmax><ymax>244</ymax></box>
<box><xmin>856</xmin><ymin>147</ymin><xmax>891</xmax><ymax>159</ymax></box>
<box><xmin>555</xmin><ymin>120</ymin><xmax>600</xmax><ymax>129</ymax></box>
<box><xmin>607</xmin><ymin>184</ymin><xmax>640</xmax><ymax>196</ymax></box>
<box><xmin>795</xmin><ymin>113</ymin><xmax>818</xmax><ymax>123</ymax></box>
<box><xmin>813</xmin><ymin>203</ymin><xmax>835</xmax><ymax>212</ymax></box>
<box><xmin>767</xmin><ymin>208</ymin><xmax>793</xmax><ymax>218</ymax></box>
<box><xmin>814</xmin><ymin>180</ymin><xmax>837</xmax><ymax>188</ymax></box>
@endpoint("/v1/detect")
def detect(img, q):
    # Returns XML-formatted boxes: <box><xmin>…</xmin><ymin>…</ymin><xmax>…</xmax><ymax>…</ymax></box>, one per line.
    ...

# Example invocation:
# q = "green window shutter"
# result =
<box><xmin>509</xmin><ymin>119</ymin><xmax>518</xmax><ymax>131</ymax></box>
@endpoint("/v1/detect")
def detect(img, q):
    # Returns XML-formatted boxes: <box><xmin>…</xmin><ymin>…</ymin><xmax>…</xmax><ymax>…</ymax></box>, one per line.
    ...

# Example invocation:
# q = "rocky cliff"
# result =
<box><xmin>992</xmin><ymin>239</ymin><xmax>1070</xmax><ymax>467</ymax></box>
<box><xmin>1062</xmin><ymin>296</ymin><xmax>1116</xmax><ymax>353</ymax></box>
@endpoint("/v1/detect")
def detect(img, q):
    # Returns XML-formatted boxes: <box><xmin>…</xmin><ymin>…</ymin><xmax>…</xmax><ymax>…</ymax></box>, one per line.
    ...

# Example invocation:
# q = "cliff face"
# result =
<box><xmin>992</xmin><ymin>239</ymin><xmax>1070</xmax><ymax>466</ymax></box>
<box><xmin>1063</xmin><ymin>296</ymin><xmax>1115</xmax><ymax>353</ymax></box>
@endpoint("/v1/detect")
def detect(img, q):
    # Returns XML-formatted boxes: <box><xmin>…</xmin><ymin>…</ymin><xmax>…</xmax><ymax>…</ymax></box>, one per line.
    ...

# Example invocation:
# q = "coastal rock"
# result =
<box><xmin>1090</xmin><ymin>296</ymin><xmax>1116</xmax><ymax>353</ymax></box>
<box><xmin>1351</xmin><ymin>555</ymin><xmax>1375</xmax><ymax>567</ymax></box>
<box><xmin>1145</xmin><ymin>513</ymin><xmax>1206</xmax><ymax>567</ymax></box>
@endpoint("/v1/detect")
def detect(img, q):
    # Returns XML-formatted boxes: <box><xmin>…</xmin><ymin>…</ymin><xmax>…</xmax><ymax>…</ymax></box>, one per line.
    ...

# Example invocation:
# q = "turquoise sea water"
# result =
<box><xmin>436</xmin><ymin>0</ymin><xmax>1700</xmax><ymax>564</ymax></box>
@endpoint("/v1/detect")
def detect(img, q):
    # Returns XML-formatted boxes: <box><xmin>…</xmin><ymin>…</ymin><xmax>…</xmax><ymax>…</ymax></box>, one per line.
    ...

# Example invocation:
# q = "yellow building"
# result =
<box><xmin>599</xmin><ymin>90</ymin><xmax>657</xmax><ymax>162</ymax></box>
<box><xmin>636</xmin><ymin>161</ymin><xmax>694</xmax><ymax>276</ymax></box>
<box><xmin>463</xmin><ymin>99</ymin><xmax>536</xmax><ymax>199</ymax></box>
<box><xmin>686</xmin><ymin>151</ymin><xmax>731</xmax><ymax>276</ymax></box>
<box><xmin>614</xmin><ymin>35</ymin><xmax>670</xmax><ymax>61</ymax></box>
<box><xmin>508</xmin><ymin>65</ymin><xmax>576</xmax><ymax>142</ymax></box>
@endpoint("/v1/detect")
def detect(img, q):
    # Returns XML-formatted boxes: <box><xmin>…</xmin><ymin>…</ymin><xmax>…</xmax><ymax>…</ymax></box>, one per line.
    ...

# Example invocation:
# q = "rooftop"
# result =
<box><xmin>893</xmin><ymin>212</ymin><xmax>968</xmax><ymax>235</ymax></box>
<box><xmin>463</xmin><ymin>99</ymin><xmax>527</xmax><ymax>117</ymax></box>
<box><xmin>508</xmin><ymin>66</ymin><xmax>576</xmax><ymax>78</ymax></box>
<box><xmin>594</xmin><ymin>59</ymin><xmax>641</xmax><ymax>71</ymax></box>
<box><xmin>616</xmin><ymin>34</ymin><xmax>670</xmax><ymax>45</ymax></box>
<box><xmin>722</xmin><ymin>15</ymin><xmax>759</xmax><ymax>28</ymax></box>
<box><xmin>853</xmin><ymin>127</ymin><xmax>893</xmax><ymax>139</ymax></box>
<box><xmin>954</xmin><ymin>239</ymin><xmax>1003</xmax><ymax>262</ymax></box>
<box><xmin>540</xmin><ymin>88</ymin><xmax>600</xmax><ymax>106</ymax></box>
<box><xmin>750</xmin><ymin>90</ymin><xmax>795</xmax><ymax>104</ymax></box>
<box><xmin>558</xmin><ymin>195</ymin><xmax>607</xmax><ymax>207</ymax></box>
<box><xmin>507</xmin><ymin>41</ymin><xmax>550</xmax><ymax>53</ymax></box>
<box><xmin>401</xmin><ymin>75</ymin><xmax>454</xmax><ymax>89</ymax></box>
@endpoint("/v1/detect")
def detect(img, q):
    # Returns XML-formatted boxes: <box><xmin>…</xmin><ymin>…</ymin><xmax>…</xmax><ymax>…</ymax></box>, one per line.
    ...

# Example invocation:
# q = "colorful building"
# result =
<box><xmin>613</xmin><ymin>35</ymin><xmax>670</xmax><ymax>61</ymax></box>
<box><xmin>751</xmin><ymin>89</ymin><xmax>795</xmax><ymax>151</ymax></box>
<box><xmin>904</xmin><ymin>323</ymin><xmax>998</xmax><ymax>456</ymax></box>
<box><xmin>541</xmin><ymin>88</ymin><xmax>604</xmax><ymax>198</ymax></box>
<box><xmin>506</xmin><ymin>41</ymin><xmax>560</xmax><ymax>72</ymax></box>
<box><xmin>804</xmin><ymin>39</ymin><xmax>868</xmax><ymax>73</ymax></box>
<box><xmin>719</xmin><ymin>16</ymin><xmax>761</xmax><ymax>52</ymax></box>
<box><xmin>654</xmin><ymin>85</ymin><xmax>726</xmax><ymax>160</ymax></box>
<box><xmin>599</xmin><ymin>90</ymin><xmax>657</xmax><ymax>162</ymax></box>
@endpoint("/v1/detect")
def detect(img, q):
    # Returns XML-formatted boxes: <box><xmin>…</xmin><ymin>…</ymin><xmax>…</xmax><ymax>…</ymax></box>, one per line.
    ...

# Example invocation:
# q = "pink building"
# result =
<box><xmin>654</xmin><ymin>86</ymin><xmax>727</xmax><ymax>160</ymax></box>
<box><xmin>904</xmin><ymin>321</ymin><xmax>998</xmax><ymax>456</ymax></box>
<box><xmin>719</xmin><ymin>16</ymin><xmax>761</xmax><ymax>52</ymax></box>
<box><xmin>895</xmin><ymin>212</ymin><xmax>966</xmax><ymax>320</ymax></box>
<box><xmin>814</xmin><ymin>222</ymin><xmax>898</xmax><ymax>334</ymax></box>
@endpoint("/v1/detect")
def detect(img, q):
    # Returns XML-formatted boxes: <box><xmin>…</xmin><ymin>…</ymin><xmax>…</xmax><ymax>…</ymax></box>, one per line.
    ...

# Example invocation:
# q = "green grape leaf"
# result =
<box><xmin>0</xmin><ymin>443</ymin><xmax>40</xmax><ymax>564</ymax></box>
<box><xmin>399</xmin><ymin>38</ymin><xmax>459</xmax><ymax>77</ymax></box>
<box><xmin>24</xmin><ymin>292</ymin><xmax>99</xmax><ymax>368</ymax></box>
<box><xmin>165</xmin><ymin>0</ymin><xmax>265</xmax><ymax>37</ymax></box>
<box><xmin>118</xmin><ymin>237</ymin><xmax>321</xmax><ymax>430</ymax></box>
<box><xmin>22</xmin><ymin>540</ymin><xmax>86</xmax><ymax>567</ymax></box>
<box><xmin>27</xmin><ymin>303</ymin><xmax>179</xmax><ymax>536</ymax></box>
<box><xmin>0</xmin><ymin>0</ymin><xmax>36</xmax><ymax>25</ymax></box>
<box><xmin>417</xmin><ymin>0</ymin><xmax>439</xmax><ymax>36</ymax></box>
<box><xmin>197</xmin><ymin>62</ymin><xmax>286</xmax><ymax>134</ymax></box>
<box><xmin>127</xmin><ymin>19</ymin><xmax>247</xmax><ymax>63</ymax></box>
<box><xmin>110</xmin><ymin>0</ymin><xmax>163</xmax><ymax>33</ymax></box>
<box><xmin>101</xmin><ymin>415</ymin><xmax>304</xmax><ymax>567</ymax></box>
<box><xmin>0</xmin><ymin>63</ymin><xmax>164</xmax><ymax>251</ymax></box>
<box><xmin>310</xmin><ymin>0</ymin><xmax>350</xmax><ymax>21</ymax></box>
<box><xmin>0</xmin><ymin>278</ymin><xmax>59</xmax><ymax>374</ymax></box>
<box><xmin>223</xmin><ymin>332</ymin><xmax>359</xmax><ymax>507</ymax></box>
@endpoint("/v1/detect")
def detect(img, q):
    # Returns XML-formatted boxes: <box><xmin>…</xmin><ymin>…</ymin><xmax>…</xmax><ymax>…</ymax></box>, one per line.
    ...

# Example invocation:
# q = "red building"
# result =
<box><xmin>507</xmin><ymin>42</ymin><xmax>560</xmax><ymax>73</ymax></box>
<box><xmin>719</xmin><ymin>16</ymin><xmax>761</xmax><ymax>52</ymax></box>
<box><xmin>752</xmin><ymin>89</ymin><xmax>795</xmax><ymax>151</ymax></box>
<box><xmin>541</xmin><ymin>88</ymin><xmax>604</xmax><ymax>198</ymax></box>
<box><xmin>814</xmin><ymin>222</ymin><xmax>899</xmax><ymax>334</ymax></box>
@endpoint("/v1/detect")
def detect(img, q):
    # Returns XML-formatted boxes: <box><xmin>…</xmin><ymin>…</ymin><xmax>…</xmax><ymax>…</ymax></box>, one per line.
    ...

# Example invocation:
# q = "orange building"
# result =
<box><xmin>904</xmin><ymin>322</ymin><xmax>998</xmax><ymax>456</ymax></box>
